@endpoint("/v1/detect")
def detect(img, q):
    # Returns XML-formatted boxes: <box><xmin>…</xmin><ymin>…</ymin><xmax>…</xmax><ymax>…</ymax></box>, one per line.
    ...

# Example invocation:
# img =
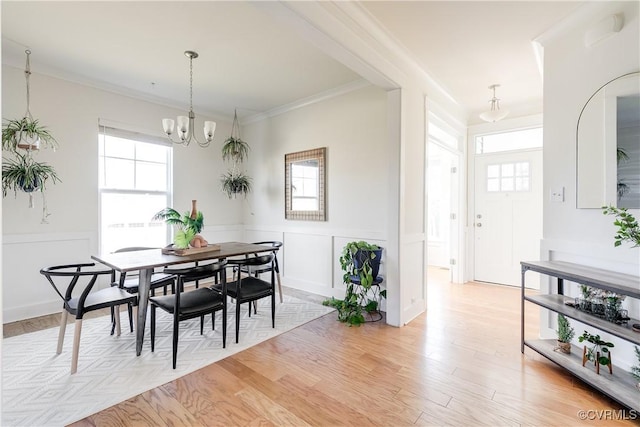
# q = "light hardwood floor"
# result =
<box><xmin>5</xmin><ymin>270</ymin><xmax>638</xmax><ymax>426</ymax></box>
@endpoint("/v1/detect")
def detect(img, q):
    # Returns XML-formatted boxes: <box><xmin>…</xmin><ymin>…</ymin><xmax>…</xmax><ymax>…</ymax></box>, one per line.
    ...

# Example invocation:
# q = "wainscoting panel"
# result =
<box><xmin>3</xmin><ymin>233</ymin><xmax>96</xmax><ymax>323</ymax></box>
<box><xmin>282</xmin><ymin>232</ymin><xmax>333</xmax><ymax>297</ymax></box>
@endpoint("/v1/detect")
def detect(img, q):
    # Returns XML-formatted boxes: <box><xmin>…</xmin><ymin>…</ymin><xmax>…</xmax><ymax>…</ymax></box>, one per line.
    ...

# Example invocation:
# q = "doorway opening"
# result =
<box><xmin>426</xmin><ymin>112</ymin><xmax>464</xmax><ymax>284</ymax></box>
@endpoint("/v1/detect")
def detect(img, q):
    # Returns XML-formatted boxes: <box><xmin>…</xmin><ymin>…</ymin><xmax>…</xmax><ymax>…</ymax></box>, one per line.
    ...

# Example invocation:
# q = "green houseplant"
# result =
<box><xmin>221</xmin><ymin>171</ymin><xmax>252</xmax><ymax>199</ymax></box>
<box><xmin>602</xmin><ymin>205</ymin><xmax>640</xmax><ymax>247</ymax></box>
<box><xmin>2</xmin><ymin>151</ymin><xmax>60</xmax><ymax>197</ymax></box>
<box><xmin>152</xmin><ymin>200</ymin><xmax>206</xmax><ymax>249</ymax></box>
<box><xmin>578</xmin><ymin>331</ymin><xmax>614</xmax><ymax>374</ymax></box>
<box><xmin>323</xmin><ymin>241</ymin><xmax>386</xmax><ymax>326</ymax></box>
<box><xmin>2</xmin><ymin>117</ymin><xmax>58</xmax><ymax>152</ymax></box>
<box><xmin>556</xmin><ymin>314</ymin><xmax>575</xmax><ymax>354</ymax></box>
<box><xmin>220</xmin><ymin>110</ymin><xmax>251</xmax><ymax>198</ymax></box>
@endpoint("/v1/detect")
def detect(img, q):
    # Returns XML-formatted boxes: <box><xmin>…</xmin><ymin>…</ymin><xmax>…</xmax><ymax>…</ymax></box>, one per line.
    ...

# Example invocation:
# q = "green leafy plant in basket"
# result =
<box><xmin>2</xmin><ymin>151</ymin><xmax>60</xmax><ymax>197</ymax></box>
<box><xmin>323</xmin><ymin>241</ymin><xmax>386</xmax><ymax>326</ymax></box>
<box><xmin>152</xmin><ymin>201</ymin><xmax>205</xmax><ymax>249</ymax></box>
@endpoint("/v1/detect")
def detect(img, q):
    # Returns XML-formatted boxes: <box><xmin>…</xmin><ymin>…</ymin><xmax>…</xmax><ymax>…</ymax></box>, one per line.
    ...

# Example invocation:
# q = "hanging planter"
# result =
<box><xmin>2</xmin><ymin>152</ymin><xmax>60</xmax><ymax>208</ymax></box>
<box><xmin>2</xmin><ymin>49</ymin><xmax>60</xmax><ymax>221</ymax></box>
<box><xmin>221</xmin><ymin>109</ymin><xmax>251</xmax><ymax>198</ymax></box>
<box><xmin>221</xmin><ymin>171</ymin><xmax>252</xmax><ymax>199</ymax></box>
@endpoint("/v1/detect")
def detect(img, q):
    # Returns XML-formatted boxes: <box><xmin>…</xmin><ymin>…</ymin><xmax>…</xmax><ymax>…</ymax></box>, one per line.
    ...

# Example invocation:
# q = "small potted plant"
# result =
<box><xmin>556</xmin><ymin>314</ymin><xmax>575</xmax><ymax>354</ymax></box>
<box><xmin>2</xmin><ymin>151</ymin><xmax>60</xmax><ymax>199</ymax></box>
<box><xmin>2</xmin><ymin>117</ymin><xmax>58</xmax><ymax>152</ymax></box>
<box><xmin>578</xmin><ymin>330</ymin><xmax>614</xmax><ymax>375</ymax></box>
<box><xmin>152</xmin><ymin>200</ymin><xmax>207</xmax><ymax>249</ymax></box>
<box><xmin>578</xmin><ymin>284</ymin><xmax>593</xmax><ymax>312</ymax></box>
<box><xmin>323</xmin><ymin>241</ymin><xmax>386</xmax><ymax>325</ymax></box>
<box><xmin>220</xmin><ymin>171</ymin><xmax>252</xmax><ymax>199</ymax></box>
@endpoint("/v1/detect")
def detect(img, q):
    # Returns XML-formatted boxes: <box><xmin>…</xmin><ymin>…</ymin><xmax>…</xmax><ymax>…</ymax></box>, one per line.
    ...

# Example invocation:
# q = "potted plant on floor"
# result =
<box><xmin>556</xmin><ymin>314</ymin><xmax>575</xmax><ymax>354</ymax></box>
<box><xmin>323</xmin><ymin>241</ymin><xmax>386</xmax><ymax>325</ymax></box>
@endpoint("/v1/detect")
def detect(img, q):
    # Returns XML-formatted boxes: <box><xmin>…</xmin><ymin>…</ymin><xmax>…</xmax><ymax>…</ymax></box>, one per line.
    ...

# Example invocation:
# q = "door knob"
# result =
<box><xmin>476</xmin><ymin>222</ymin><xmax>482</xmax><ymax>227</ymax></box>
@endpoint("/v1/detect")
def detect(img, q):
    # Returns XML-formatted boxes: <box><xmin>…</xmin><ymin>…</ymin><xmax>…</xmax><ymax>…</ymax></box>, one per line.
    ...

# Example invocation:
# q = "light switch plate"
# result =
<box><xmin>550</xmin><ymin>186</ymin><xmax>564</xmax><ymax>202</ymax></box>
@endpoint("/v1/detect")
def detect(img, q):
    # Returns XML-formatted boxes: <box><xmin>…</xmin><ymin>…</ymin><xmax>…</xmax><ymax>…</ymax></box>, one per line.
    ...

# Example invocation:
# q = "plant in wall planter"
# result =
<box><xmin>323</xmin><ymin>241</ymin><xmax>386</xmax><ymax>326</ymax></box>
<box><xmin>578</xmin><ymin>331</ymin><xmax>614</xmax><ymax>375</ymax></box>
<box><xmin>152</xmin><ymin>200</ymin><xmax>207</xmax><ymax>249</ymax></box>
<box><xmin>220</xmin><ymin>110</ymin><xmax>251</xmax><ymax>199</ymax></box>
<box><xmin>555</xmin><ymin>314</ymin><xmax>575</xmax><ymax>354</ymax></box>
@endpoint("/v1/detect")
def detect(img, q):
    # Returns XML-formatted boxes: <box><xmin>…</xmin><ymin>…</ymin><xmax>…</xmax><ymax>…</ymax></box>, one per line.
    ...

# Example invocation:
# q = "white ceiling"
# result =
<box><xmin>1</xmin><ymin>1</ymin><xmax>584</xmax><ymax>124</ymax></box>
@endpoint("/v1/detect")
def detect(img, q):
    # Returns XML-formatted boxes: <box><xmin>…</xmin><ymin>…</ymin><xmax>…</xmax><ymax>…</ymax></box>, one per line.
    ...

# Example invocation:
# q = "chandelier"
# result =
<box><xmin>479</xmin><ymin>84</ymin><xmax>509</xmax><ymax>123</ymax></box>
<box><xmin>162</xmin><ymin>51</ymin><xmax>216</xmax><ymax>147</ymax></box>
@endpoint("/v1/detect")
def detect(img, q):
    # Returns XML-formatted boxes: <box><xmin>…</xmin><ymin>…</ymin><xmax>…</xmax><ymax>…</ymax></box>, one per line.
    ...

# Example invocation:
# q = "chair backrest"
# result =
<box><xmin>251</xmin><ymin>241</ymin><xmax>282</xmax><ymax>271</ymax></box>
<box><xmin>163</xmin><ymin>260</ymin><xmax>227</xmax><ymax>285</ymax></box>
<box><xmin>231</xmin><ymin>253</ymin><xmax>275</xmax><ymax>277</ymax></box>
<box><xmin>40</xmin><ymin>263</ymin><xmax>114</xmax><ymax>305</ymax></box>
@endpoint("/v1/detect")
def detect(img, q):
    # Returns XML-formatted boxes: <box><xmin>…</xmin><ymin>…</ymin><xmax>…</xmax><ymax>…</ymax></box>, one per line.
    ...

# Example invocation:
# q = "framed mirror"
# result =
<box><xmin>285</xmin><ymin>147</ymin><xmax>326</xmax><ymax>221</ymax></box>
<box><xmin>576</xmin><ymin>71</ymin><xmax>640</xmax><ymax>208</ymax></box>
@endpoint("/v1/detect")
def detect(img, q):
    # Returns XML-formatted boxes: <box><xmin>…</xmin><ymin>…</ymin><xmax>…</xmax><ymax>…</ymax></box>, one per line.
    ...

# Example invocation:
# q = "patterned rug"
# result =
<box><xmin>2</xmin><ymin>295</ymin><xmax>334</xmax><ymax>427</ymax></box>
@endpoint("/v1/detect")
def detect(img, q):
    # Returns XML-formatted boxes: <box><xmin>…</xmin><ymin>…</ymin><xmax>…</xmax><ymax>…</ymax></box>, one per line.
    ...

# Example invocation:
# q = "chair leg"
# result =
<box><xmin>271</xmin><ymin>292</ymin><xmax>276</xmax><ymax>328</ymax></box>
<box><xmin>200</xmin><ymin>315</ymin><xmax>204</xmax><ymax>335</ymax></box>
<box><xmin>253</xmin><ymin>300</ymin><xmax>257</xmax><ymax>314</ymax></box>
<box><xmin>127</xmin><ymin>303</ymin><xmax>134</xmax><ymax>333</ymax></box>
<box><xmin>277</xmin><ymin>272</ymin><xmax>283</xmax><ymax>303</ymax></box>
<box><xmin>71</xmin><ymin>319</ymin><xmax>83</xmax><ymax>375</ymax></box>
<box><xmin>150</xmin><ymin>305</ymin><xmax>156</xmax><ymax>352</ymax></box>
<box><xmin>222</xmin><ymin>307</ymin><xmax>227</xmax><ymax>349</ymax></box>
<box><xmin>114</xmin><ymin>305</ymin><xmax>122</xmax><ymax>336</ymax></box>
<box><xmin>172</xmin><ymin>313</ymin><xmax>179</xmax><ymax>369</ymax></box>
<box><xmin>212</xmin><ymin>312</ymin><xmax>215</xmax><ymax>330</ymax></box>
<box><xmin>110</xmin><ymin>306</ymin><xmax>116</xmax><ymax>335</ymax></box>
<box><xmin>235</xmin><ymin>300</ymin><xmax>241</xmax><ymax>343</ymax></box>
<box><xmin>57</xmin><ymin>310</ymin><xmax>68</xmax><ymax>355</ymax></box>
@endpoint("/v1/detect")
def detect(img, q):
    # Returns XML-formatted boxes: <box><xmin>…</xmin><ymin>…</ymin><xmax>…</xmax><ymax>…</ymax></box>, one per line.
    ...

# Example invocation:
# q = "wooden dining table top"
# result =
<box><xmin>91</xmin><ymin>241</ymin><xmax>277</xmax><ymax>272</ymax></box>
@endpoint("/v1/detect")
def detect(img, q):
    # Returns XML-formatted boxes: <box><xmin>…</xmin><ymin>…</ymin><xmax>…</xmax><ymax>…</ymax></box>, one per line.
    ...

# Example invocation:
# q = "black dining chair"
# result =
<box><xmin>40</xmin><ymin>263</ymin><xmax>138</xmax><ymax>374</ymax></box>
<box><xmin>149</xmin><ymin>260</ymin><xmax>227</xmax><ymax>369</ymax></box>
<box><xmin>239</xmin><ymin>241</ymin><xmax>284</xmax><ymax>303</ymax></box>
<box><xmin>110</xmin><ymin>247</ymin><xmax>176</xmax><ymax>334</ymax></box>
<box><xmin>214</xmin><ymin>254</ymin><xmax>276</xmax><ymax>343</ymax></box>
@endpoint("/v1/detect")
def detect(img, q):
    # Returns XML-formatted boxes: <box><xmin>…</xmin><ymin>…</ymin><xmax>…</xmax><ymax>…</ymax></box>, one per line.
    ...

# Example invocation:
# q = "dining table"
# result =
<box><xmin>92</xmin><ymin>241</ymin><xmax>278</xmax><ymax>356</ymax></box>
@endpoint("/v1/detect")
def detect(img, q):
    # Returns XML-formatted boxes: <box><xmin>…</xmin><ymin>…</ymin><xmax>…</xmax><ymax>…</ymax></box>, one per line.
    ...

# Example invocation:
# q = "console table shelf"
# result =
<box><xmin>525</xmin><ymin>339</ymin><xmax>639</xmax><ymax>411</ymax></box>
<box><xmin>521</xmin><ymin>260</ymin><xmax>640</xmax><ymax>411</ymax></box>
<box><xmin>524</xmin><ymin>294</ymin><xmax>640</xmax><ymax>345</ymax></box>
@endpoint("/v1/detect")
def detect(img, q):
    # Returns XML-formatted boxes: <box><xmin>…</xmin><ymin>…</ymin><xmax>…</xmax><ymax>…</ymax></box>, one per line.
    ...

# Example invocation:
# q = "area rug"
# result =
<box><xmin>2</xmin><ymin>295</ymin><xmax>334</xmax><ymax>427</ymax></box>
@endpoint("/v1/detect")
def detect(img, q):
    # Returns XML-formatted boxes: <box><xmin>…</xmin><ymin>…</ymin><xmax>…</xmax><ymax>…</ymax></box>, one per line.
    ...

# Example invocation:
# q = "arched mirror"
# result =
<box><xmin>576</xmin><ymin>71</ymin><xmax>640</xmax><ymax>208</ymax></box>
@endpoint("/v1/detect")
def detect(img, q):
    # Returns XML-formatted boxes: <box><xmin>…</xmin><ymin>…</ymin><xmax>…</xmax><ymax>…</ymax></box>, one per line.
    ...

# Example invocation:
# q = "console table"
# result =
<box><xmin>521</xmin><ymin>260</ymin><xmax>640</xmax><ymax>411</ymax></box>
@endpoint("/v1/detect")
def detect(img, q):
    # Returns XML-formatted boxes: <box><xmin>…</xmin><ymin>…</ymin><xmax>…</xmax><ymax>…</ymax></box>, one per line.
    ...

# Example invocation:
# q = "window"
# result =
<box><xmin>475</xmin><ymin>127</ymin><xmax>542</xmax><ymax>154</ymax></box>
<box><xmin>98</xmin><ymin>126</ymin><xmax>172</xmax><ymax>254</ymax></box>
<box><xmin>487</xmin><ymin>161</ymin><xmax>530</xmax><ymax>192</ymax></box>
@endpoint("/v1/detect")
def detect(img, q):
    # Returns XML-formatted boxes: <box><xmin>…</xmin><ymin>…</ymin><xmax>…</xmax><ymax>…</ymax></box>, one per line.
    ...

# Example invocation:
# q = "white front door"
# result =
<box><xmin>474</xmin><ymin>149</ymin><xmax>542</xmax><ymax>288</ymax></box>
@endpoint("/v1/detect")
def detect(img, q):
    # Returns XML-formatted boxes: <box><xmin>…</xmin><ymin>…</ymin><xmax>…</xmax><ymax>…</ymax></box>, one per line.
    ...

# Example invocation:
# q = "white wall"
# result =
<box><xmin>540</xmin><ymin>1</ymin><xmax>640</xmax><ymax>370</ymax></box>
<box><xmin>1</xmin><ymin>65</ymin><xmax>242</xmax><ymax>322</ymax></box>
<box><xmin>242</xmin><ymin>85</ymin><xmax>389</xmax><ymax>300</ymax></box>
